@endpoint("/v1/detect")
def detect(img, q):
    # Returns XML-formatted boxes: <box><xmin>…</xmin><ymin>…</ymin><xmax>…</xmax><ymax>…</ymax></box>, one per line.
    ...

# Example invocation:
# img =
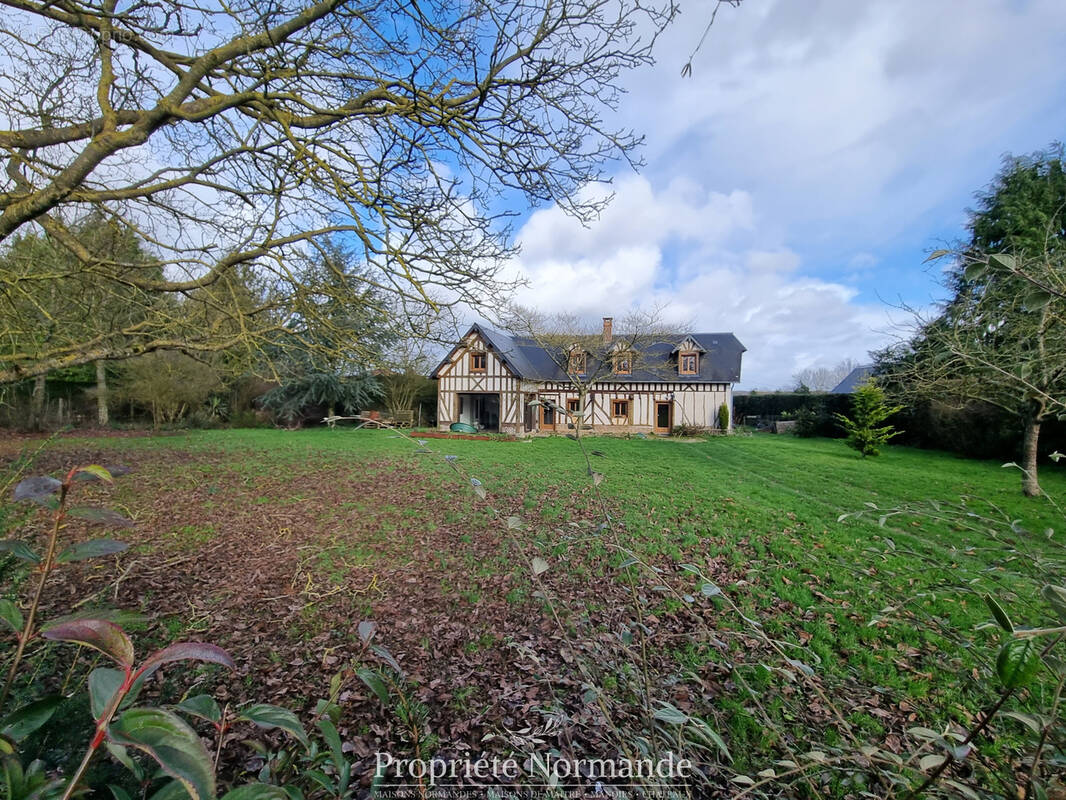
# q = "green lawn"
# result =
<box><xmin>3</xmin><ymin>428</ymin><xmax>1064</xmax><ymax>793</ymax></box>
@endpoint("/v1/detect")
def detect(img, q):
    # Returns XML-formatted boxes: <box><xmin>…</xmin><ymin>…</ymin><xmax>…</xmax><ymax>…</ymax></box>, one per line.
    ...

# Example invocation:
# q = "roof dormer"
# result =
<box><xmin>672</xmin><ymin>335</ymin><xmax>707</xmax><ymax>354</ymax></box>
<box><xmin>673</xmin><ymin>336</ymin><xmax>704</xmax><ymax>376</ymax></box>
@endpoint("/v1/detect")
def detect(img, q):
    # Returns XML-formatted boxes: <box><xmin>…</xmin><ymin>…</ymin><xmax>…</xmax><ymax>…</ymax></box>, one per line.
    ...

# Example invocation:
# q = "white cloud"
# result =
<box><xmin>517</xmin><ymin>176</ymin><xmax>754</xmax><ymax>264</ymax></box>
<box><xmin>745</xmin><ymin>249</ymin><xmax>800</xmax><ymax>274</ymax></box>
<box><xmin>506</xmin><ymin>176</ymin><xmax>896</xmax><ymax>388</ymax></box>
<box><xmin>626</xmin><ymin>0</ymin><xmax>1066</xmax><ymax>250</ymax></box>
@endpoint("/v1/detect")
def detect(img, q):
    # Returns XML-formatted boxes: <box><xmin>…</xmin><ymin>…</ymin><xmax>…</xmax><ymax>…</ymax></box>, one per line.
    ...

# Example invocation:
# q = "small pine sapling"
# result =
<box><xmin>833</xmin><ymin>381</ymin><xmax>902</xmax><ymax>457</ymax></box>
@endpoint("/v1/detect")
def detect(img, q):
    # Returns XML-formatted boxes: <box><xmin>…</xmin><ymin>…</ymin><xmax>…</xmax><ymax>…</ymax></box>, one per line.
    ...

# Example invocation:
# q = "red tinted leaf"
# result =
<box><xmin>42</xmin><ymin>619</ymin><xmax>134</xmax><ymax>667</ymax></box>
<box><xmin>137</xmin><ymin>643</ymin><xmax>234</xmax><ymax>679</ymax></box>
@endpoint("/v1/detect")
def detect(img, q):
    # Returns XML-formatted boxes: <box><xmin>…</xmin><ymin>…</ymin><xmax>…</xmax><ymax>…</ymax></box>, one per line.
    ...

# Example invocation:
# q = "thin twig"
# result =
<box><xmin>680</xmin><ymin>0</ymin><xmax>742</xmax><ymax>77</ymax></box>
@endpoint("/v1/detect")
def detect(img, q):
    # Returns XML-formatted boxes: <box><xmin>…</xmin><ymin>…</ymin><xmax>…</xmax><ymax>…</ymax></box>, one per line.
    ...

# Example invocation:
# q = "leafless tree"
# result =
<box><xmin>113</xmin><ymin>350</ymin><xmax>221</xmax><ymax>428</ymax></box>
<box><xmin>0</xmin><ymin>0</ymin><xmax>683</xmax><ymax>383</ymax></box>
<box><xmin>792</xmin><ymin>358</ymin><xmax>863</xmax><ymax>393</ymax></box>
<box><xmin>382</xmin><ymin>337</ymin><xmax>436</xmax><ymax>421</ymax></box>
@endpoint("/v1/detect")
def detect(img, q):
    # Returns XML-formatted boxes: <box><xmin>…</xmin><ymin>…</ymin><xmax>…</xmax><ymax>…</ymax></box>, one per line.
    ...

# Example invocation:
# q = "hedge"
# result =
<box><xmin>735</xmin><ymin>392</ymin><xmax>1066</xmax><ymax>461</ymax></box>
<box><xmin>734</xmin><ymin>393</ymin><xmax>852</xmax><ymax>438</ymax></box>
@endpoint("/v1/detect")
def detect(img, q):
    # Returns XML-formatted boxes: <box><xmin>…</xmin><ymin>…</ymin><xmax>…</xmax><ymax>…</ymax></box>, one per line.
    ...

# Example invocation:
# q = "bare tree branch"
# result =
<box><xmin>0</xmin><ymin>0</ymin><xmax>678</xmax><ymax>381</ymax></box>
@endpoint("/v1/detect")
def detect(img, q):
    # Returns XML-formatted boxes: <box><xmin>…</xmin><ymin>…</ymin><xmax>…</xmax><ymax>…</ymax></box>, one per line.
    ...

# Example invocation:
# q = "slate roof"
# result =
<box><xmin>431</xmin><ymin>324</ymin><xmax>745</xmax><ymax>383</ymax></box>
<box><xmin>830</xmin><ymin>365</ymin><xmax>874</xmax><ymax>394</ymax></box>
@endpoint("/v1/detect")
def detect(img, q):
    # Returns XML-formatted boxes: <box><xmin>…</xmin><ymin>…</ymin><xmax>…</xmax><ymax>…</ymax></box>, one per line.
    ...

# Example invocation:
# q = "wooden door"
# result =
<box><xmin>540</xmin><ymin>400</ymin><xmax>556</xmax><ymax>431</ymax></box>
<box><xmin>654</xmin><ymin>401</ymin><xmax>672</xmax><ymax>434</ymax></box>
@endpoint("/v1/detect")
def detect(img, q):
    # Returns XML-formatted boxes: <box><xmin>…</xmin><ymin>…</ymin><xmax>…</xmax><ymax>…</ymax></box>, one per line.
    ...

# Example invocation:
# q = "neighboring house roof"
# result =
<box><xmin>431</xmin><ymin>324</ymin><xmax>746</xmax><ymax>383</ymax></box>
<box><xmin>831</xmin><ymin>365</ymin><xmax>874</xmax><ymax>394</ymax></box>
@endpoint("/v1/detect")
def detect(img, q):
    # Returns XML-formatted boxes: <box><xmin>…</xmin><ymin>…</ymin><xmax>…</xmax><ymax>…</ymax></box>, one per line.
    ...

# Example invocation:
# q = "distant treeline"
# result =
<box><xmin>0</xmin><ymin>366</ymin><xmax>438</xmax><ymax>431</ymax></box>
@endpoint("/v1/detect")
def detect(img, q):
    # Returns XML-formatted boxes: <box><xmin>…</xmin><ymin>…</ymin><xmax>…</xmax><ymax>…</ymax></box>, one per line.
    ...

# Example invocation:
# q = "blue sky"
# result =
<box><xmin>499</xmin><ymin>0</ymin><xmax>1066</xmax><ymax>389</ymax></box>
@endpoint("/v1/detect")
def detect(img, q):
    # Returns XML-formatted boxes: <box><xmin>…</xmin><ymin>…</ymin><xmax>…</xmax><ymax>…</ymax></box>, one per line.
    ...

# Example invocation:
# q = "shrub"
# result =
<box><xmin>229</xmin><ymin>409</ymin><xmax>272</xmax><ymax>428</ymax></box>
<box><xmin>717</xmin><ymin>401</ymin><xmax>730</xmax><ymax>431</ymax></box>
<box><xmin>794</xmin><ymin>404</ymin><xmax>825</xmax><ymax>437</ymax></box>
<box><xmin>259</xmin><ymin>372</ymin><xmax>381</xmax><ymax>425</ymax></box>
<box><xmin>671</xmin><ymin>423</ymin><xmax>706</xmax><ymax>437</ymax></box>
<box><xmin>185</xmin><ymin>408</ymin><xmax>222</xmax><ymax>429</ymax></box>
<box><xmin>834</xmin><ymin>381</ymin><xmax>902</xmax><ymax>457</ymax></box>
<box><xmin>115</xmin><ymin>352</ymin><xmax>221</xmax><ymax>428</ymax></box>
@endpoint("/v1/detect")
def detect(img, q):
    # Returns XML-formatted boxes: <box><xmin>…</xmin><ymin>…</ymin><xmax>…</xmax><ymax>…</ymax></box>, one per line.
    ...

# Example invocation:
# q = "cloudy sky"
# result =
<box><xmin>498</xmin><ymin>0</ymin><xmax>1066</xmax><ymax>389</ymax></box>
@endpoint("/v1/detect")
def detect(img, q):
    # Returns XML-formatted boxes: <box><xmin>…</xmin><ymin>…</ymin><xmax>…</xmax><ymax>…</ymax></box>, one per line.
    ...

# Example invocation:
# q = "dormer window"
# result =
<box><xmin>470</xmin><ymin>352</ymin><xmax>487</xmax><ymax>373</ymax></box>
<box><xmin>673</xmin><ymin>335</ymin><xmax>705</xmax><ymax>376</ymax></box>
<box><xmin>568</xmin><ymin>349</ymin><xmax>586</xmax><ymax>375</ymax></box>
<box><xmin>614</xmin><ymin>353</ymin><xmax>631</xmax><ymax>374</ymax></box>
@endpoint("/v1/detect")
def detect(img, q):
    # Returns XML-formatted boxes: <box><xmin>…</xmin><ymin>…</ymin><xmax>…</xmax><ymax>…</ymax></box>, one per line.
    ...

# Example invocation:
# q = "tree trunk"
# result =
<box><xmin>1021</xmin><ymin>415</ymin><xmax>1042</xmax><ymax>497</ymax></box>
<box><xmin>95</xmin><ymin>361</ymin><xmax>109</xmax><ymax>426</ymax></box>
<box><xmin>29</xmin><ymin>374</ymin><xmax>46</xmax><ymax>432</ymax></box>
<box><xmin>574</xmin><ymin>389</ymin><xmax>586</xmax><ymax>439</ymax></box>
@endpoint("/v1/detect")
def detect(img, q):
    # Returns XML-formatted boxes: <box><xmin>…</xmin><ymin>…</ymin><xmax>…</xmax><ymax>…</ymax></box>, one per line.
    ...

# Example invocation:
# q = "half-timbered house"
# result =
<box><xmin>431</xmin><ymin>319</ymin><xmax>745</xmax><ymax>436</ymax></box>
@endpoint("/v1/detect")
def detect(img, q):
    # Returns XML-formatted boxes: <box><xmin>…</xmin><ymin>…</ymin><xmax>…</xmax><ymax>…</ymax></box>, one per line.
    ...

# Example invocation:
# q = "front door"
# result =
<box><xmin>654</xmin><ymin>401</ymin><xmax>672</xmax><ymax>434</ymax></box>
<box><xmin>540</xmin><ymin>399</ymin><xmax>556</xmax><ymax>431</ymax></box>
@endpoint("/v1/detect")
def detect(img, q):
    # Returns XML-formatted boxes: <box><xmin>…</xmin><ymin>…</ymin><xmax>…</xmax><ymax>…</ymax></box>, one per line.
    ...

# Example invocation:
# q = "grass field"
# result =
<box><xmin>2</xmin><ymin>428</ymin><xmax>1064</xmax><ymax>794</ymax></box>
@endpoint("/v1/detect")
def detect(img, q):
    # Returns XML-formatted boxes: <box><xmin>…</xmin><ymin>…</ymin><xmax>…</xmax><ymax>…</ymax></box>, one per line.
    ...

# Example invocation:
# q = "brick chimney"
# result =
<box><xmin>602</xmin><ymin>316</ymin><xmax>613</xmax><ymax>345</ymax></box>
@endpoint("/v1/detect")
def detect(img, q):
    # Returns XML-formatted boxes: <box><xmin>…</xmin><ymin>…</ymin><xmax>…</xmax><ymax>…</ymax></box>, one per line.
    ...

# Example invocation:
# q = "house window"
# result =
<box><xmin>566</xmin><ymin>397</ymin><xmax>581</xmax><ymax>416</ymax></box>
<box><xmin>614</xmin><ymin>354</ymin><xmax>631</xmax><ymax>374</ymax></box>
<box><xmin>611</xmin><ymin>399</ymin><xmax>629</xmax><ymax>422</ymax></box>
<box><xmin>470</xmin><ymin>352</ymin><xmax>487</xmax><ymax>373</ymax></box>
<box><xmin>568</xmin><ymin>350</ymin><xmax>586</xmax><ymax>375</ymax></box>
<box><xmin>679</xmin><ymin>352</ymin><xmax>698</xmax><ymax>375</ymax></box>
